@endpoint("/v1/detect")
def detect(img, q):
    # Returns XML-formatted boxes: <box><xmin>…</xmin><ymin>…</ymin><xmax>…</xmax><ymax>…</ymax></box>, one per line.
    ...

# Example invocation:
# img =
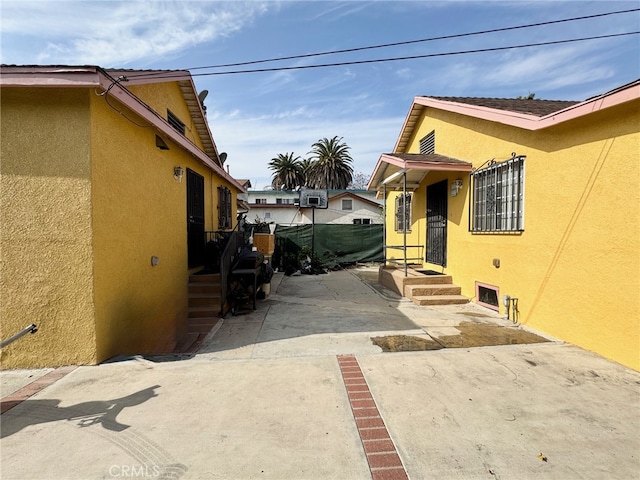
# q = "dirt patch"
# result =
<box><xmin>372</xmin><ymin>322</ymin><xmax>549</xmax><ymax>352</ymax></box>
<box><xmin>371</xmin><ymin>335</ymin><xmax>443</xmax><ymax>352</ymax></box>
<box><xmin>436</xmin><ymin>321</ymin><xmax>549</xmax><ymax>348</ymax></box>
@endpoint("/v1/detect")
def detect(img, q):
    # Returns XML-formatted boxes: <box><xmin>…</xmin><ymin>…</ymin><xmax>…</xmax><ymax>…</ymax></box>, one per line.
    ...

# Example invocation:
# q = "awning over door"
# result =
<box><xmin>368</xmin><ymin>153</ymin><xmax>473</xmax><ymax>194</ymax></box>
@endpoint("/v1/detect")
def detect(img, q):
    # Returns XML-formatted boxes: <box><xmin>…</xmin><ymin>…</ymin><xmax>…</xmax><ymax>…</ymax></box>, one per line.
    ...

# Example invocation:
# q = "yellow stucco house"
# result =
<box><xmin>1</xmin><ymin>65</ymin><xmax>243</xmax><ymax>368</ymax></box>
<box><xmin>369</xmin><ymin>79</ymin><xmax>639</xmax><ymax>371</ymax></box>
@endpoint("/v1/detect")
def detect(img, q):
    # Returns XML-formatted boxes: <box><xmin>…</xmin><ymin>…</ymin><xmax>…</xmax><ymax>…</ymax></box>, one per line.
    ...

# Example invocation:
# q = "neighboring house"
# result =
<box><xmin>247</xmin><ymin>189</ymin><xmax>383</xmax><ymax>225</ymax></box>
<box><xmin>0</xmin><ymin>65</ymin><xmax>243</xmax><ymax>369</ymax></box>
<box><xmin>237</xmin><ymin>179</ymin><xmax>252</xmax><ymax>213</ymax></box>
<box><xmin>368</xmin><ymin>79</ymin><xmax>639</xmax><ymax>371</ymax></box>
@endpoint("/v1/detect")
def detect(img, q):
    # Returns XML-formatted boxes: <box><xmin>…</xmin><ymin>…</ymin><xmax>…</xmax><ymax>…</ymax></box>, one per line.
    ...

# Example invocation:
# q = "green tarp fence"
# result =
<box><xmin>273</xmin><ymin>224</ymin><xmax>383</xmax><ymax>270</ymax></box>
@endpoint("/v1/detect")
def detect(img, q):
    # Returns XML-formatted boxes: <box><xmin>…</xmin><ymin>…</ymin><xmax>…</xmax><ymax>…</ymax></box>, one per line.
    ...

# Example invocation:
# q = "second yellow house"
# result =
<box><xmin>369</xmin><ymin>79</ymin><xmax>639</xmax><ymax>371</ymax></box>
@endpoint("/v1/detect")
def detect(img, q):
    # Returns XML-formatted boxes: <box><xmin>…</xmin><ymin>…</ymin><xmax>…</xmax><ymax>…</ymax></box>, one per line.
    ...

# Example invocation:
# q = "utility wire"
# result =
<box><xmin>141</xmin><ymin>31</ymin><xmax>639</xmax><ymax>79</ymax></box>
<box><xmin>125</xmin><ymin>7</ymin><xmax>639</xmax><ymax>80</ymax></box>
<box><xmin>188</xmin><ymin>7</ymin><xmax>640</xmax><ymax>70</ymax></box>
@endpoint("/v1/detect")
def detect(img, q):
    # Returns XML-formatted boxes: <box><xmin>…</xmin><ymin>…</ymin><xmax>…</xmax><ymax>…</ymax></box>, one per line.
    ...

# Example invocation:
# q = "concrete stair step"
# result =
<box><xmin>188</xmin><ymin>283</ymin><xmax>219</xmax><ymax>294</ymax></box>
<box><xmin>188</xmin><ymin>306</ymin><xmax>219</xmax><ymax>318</ymax></box>
<box><xmin>189</xmin><ymin>273</ymin><xmax>221</xmax><ymax>283</ymax></box>
<box><xmin>412</xmin><ymin>294</ymin><xmax>470</xmax><ymax>306</ymax></box>
<box><xmin>410</xmin><ymin>274</ymin><xmax>453</xmax><ymax>285</ymax></box>
<box><xmin>405</xmin><ymin>283</ymin><xmax>461</xmax><ymax>298</ymax></box>
<box><xmin>189</xmin><ymin>294</ymin><xmax>221</xmax><ymax>307</ymax></box>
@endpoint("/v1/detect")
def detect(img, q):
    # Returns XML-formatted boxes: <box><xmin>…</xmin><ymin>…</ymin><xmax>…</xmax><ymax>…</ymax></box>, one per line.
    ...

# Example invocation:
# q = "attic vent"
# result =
<box><xmin>167</xmin><ymin>110</ymin><xmax>185</xmax><ymax>135</ymax></box>
<box><xmin>419</xmin><ymin>130</ymin><xmax>435</xmax><ymax>154</ymax></box>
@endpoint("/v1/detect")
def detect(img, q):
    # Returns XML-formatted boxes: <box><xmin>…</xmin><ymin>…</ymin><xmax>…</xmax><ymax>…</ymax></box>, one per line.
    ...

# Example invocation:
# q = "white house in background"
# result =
<box><xmin>236</xmin><ymin>179</ymin><xmax>252</xmax><ymax>213</ymax></box>
<box><xmin>246</xmin><ymin>189</ymin><xmax>383</xmax><ymax>225</ymax></box>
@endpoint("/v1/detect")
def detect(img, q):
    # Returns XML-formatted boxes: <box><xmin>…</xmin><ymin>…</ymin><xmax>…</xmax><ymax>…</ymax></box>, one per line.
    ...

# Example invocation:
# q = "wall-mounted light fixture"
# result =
<box><xmin>156</xmin><ymin>135</ymin><xmax>170</xmax><ymax>150</ymax></box>
<box><xmin>451</xmin><ymin>178</ymin><xmax>463</xmax><ymax>196</ymax></box>
<box><xmin>173</xmin><ymin>166</ymin><xmax>184</xmax><ymax>182</ymax></box>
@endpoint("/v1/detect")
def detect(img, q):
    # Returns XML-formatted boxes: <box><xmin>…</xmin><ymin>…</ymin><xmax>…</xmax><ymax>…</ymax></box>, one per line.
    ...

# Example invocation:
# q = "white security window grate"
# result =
<box><xmin>472</xmin><ymin>155</ymin><xmax>525</xmax><ymax>232</ymax></box>
<box><xmin>395</xmin><ymin>193</ymin><xmax>412</xmax><ymax>232</ymax></box>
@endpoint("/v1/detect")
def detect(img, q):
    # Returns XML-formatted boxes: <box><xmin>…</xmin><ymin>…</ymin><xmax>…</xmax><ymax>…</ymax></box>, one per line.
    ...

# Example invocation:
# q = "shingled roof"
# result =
<box><xmin>426</xmin><ymin>97</ymin><xmax>579</xmax><ymax>117</ymax></box>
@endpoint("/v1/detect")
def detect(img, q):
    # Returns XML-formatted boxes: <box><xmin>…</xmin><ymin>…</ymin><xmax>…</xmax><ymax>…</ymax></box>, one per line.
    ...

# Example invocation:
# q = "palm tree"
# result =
<box><xmin>268</xmin><ymin>152</ymin><xmax>303</xmax><ymax>190</ymax></box>
<box><xmin>299</xmin><ymin>158</ymin><xmax>314</xmax><ymax>187</ymax></box>
<box><xmin>307</xmin><ymin>136</ymin><xmax>354</xmax><ymax>189</ymax></box>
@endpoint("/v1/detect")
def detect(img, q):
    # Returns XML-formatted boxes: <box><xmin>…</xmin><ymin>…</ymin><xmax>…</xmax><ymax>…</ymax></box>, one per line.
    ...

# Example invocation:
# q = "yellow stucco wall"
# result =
<box><xmin>90</xmin><ymin>81</ymin><xmax>233</xmax><ymax>362</ymax></box>
<box><xmin>1</xmin><ymin>79</ymin><xmax>237</xmax><ymax>368</ymax></box>
<box><xmin>1</xmin><ymin>88</ymin><xmax>98</xmax><ymax>368</ymax></box>
<box><xmin>386</xmin><ymin>100</ymin><xmax>640</xmax><ymax>370</ymax></box>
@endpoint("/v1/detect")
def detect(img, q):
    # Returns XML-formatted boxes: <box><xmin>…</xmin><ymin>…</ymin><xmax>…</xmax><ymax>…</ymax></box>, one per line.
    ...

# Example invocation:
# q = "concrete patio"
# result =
<box><xmin>2</xmin><ymin>266</ymin><xmax>639</xmax><ymax>480</ymax></box>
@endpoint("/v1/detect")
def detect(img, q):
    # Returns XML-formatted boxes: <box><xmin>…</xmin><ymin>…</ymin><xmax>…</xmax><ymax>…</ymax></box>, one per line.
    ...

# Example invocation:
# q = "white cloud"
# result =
<box><xmin>0</xmin><ymin>1</ymin><xmax>272</xmax><ymax>66</ymax></box>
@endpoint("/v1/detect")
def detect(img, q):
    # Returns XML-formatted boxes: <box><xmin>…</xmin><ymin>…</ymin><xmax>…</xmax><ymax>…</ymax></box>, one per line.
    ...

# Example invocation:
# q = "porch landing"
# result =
<box><xmin>379</xmin><ymin>266</ymin><xmax>469</xmax><ymax>306</ymax></box>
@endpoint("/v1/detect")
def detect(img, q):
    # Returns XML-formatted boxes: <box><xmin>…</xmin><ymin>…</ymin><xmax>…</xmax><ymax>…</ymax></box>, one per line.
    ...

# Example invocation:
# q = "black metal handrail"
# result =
<box><xmin>206</xmin><ymin>230</ymin><xmax>244</xmax><ymax>317</ymax></box>
<box><xmin>0</xmin><ymin>324</ymin><xmax>38</xmax><ymax>348</ymax></box>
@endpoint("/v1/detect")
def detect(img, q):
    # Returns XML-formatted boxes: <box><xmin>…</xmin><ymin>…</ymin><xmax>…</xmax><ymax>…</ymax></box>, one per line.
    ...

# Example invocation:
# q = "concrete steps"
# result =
<box><xmin>379</xmin><ymin>267</ymin><xmax>469</xmax><ymax>306</ymax></box>
<box><xmin>175</xmin><ymin>273</ymin><xmax>222</xmax><ymax>353</ymax></box>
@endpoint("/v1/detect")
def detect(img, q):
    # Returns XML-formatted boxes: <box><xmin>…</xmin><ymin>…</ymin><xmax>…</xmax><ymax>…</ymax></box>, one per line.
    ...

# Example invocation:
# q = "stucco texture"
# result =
<box><xmin>385</xmin><ymin>99</ymin><xmax>639</xmax><ymax>370</ymax></box>
<box><xmin>1</xmin><ymin>89</ymin><xmax>97</xmax><ymax>368</ymax></box>
<box><xmin>2</xmin><ymin>80</ymin><xmax>235</xmax><ymax>369</ymax></box>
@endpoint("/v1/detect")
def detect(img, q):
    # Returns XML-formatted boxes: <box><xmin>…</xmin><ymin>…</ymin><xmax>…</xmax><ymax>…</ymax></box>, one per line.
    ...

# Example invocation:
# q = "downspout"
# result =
<box><xmin>382</xmin><ymin>183</ymin><xmax>386</xmax><ymax>268</ymax></box>
<box><xmin>403</xmin><ymin>171</ymin><xmax>407</xmax><ymax>277</ymax></box>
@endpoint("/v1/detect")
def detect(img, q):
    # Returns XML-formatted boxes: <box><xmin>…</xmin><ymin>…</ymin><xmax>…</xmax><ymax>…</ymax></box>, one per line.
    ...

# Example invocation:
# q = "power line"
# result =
<box><xmin>187</xmin><ymin>7</ymin><xmax>640</xmax><ymax>70</ymax></box>
<box><xmin>125</xmin><ymin>7</ymin><xmax>639</xmax><ymax>80</ymax></box>
<box><xmin>142</xmin><ymin>31</ymin><xmax>639</xmax><ymax>79</ymax></box>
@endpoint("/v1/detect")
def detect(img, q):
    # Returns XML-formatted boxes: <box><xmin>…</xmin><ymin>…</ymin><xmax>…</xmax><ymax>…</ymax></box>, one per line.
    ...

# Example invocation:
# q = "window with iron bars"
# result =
<box><xmin>218</xmin><ymin>186</ymin><xmax>232</xmax><ymax>230</ymax></box>
<box><xmin>395</xmin><ymin>193</ymin><xmax>412</xmax><ymax>232</ymax></box>
<box><xmin>471</xmin><ymin>155</ymin><xmax>525</xmax><ymax>232</ymax></box>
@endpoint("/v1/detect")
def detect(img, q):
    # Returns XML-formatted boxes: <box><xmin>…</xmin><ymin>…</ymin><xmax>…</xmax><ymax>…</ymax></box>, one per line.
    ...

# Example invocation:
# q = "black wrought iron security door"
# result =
<box><xmin>426</xmin><ymin>180</ymin><xmax>448</xmax><ymax>267</ymax></box>
<box><xmin>187</xmin><ymin>169</ymin><xmax>205</xmax><ymax>268</ymax></box>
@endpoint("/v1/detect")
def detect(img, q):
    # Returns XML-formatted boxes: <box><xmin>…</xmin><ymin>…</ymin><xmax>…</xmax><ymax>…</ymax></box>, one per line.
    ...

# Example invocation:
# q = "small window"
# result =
<box><xmin>419</xmin><ymin>130</ymin><xmax>435</xmax><ymax>154</ymax></box>
<box><xmin>167</xmin><ymin>110</ymin><xmax>185</xmax><ymax>135</ymax></box>
<box><xmin>276</xmin><ymin>198</ymin><xmax>294</xmax><ymax>204</ymax></box>
<box><xmin>255</xmin><ymin>198</ymin><xmax>267</xmax><ymax>204</ymax></box>
<box><xmin>353</xmin><ymin>218</ymin><xmax>371</xmax><ymax>225</ymax></box>
<box><xmin>395</xmin><ymin>193</ymin><xmax>412</xmax><ymax>232</ymax></box>
<box><xmin>264</xmin><ymin>212</ymin><xmax>271</xmax><ymax>219</ymax></box>
<box><xmin>471</xmin><ymin>155</ymin><xmax>525</xmax><ymax>232</ymax></box>
<box><xmin>341</xmin><ymin>199</ymin><xmax>353</xmax><ymax>211</ymax></box>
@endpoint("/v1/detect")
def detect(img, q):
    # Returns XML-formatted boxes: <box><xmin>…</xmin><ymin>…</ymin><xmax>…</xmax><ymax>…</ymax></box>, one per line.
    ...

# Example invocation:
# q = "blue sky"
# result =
<box><xmin>2</xmin><ymin>1</ymin><xmax>639</xmax><ymax>189</ymax></box>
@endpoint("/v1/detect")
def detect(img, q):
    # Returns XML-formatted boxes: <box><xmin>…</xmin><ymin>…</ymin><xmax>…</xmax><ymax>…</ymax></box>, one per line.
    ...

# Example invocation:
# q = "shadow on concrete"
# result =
<box><xmin>1</xmin><ymin>385</ymin><xmax>160</xmax><ymax>438</ymax></box>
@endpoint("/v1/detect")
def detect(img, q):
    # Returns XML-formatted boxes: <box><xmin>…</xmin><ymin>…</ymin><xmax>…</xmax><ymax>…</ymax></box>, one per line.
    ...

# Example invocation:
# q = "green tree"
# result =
<box><xmin>299</xmin><ymin>158</ymin><xmax>316</xmax><ymax>187</ymax></box>
<box><xmin>307</xmin><ymin>136</ymin><xmax>354</xmax><ymax>189</ymax></box>
<box><xmin>268</xmin><ymin>152</ymin><xmax>303</xmax><ymax>190</ymax></box>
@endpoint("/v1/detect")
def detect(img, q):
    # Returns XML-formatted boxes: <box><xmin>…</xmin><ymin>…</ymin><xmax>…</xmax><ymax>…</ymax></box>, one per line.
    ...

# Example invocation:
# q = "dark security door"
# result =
<box><xmin>426</xmin><ymin>180</ymin><xmax>448</xmax><ymax>267</ymax></box>
<box><xmin>187</xmin><ymin>168</ymin><xmax>205</xmax><ymax>268</ymax></box>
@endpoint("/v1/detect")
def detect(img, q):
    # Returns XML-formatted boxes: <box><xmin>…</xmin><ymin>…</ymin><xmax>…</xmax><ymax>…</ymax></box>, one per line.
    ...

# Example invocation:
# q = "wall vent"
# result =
<box><xmin>476</xmin><ymin>281</ymin><xmax>499</xmax><ymax>311</ymax></box>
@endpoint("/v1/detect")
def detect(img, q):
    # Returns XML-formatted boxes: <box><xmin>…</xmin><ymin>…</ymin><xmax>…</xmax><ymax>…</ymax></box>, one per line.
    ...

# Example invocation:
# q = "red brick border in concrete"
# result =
<box><xmin>337</xmin><ymin>354</ymin><xmax>409</xmax><ymax>480</ymax></box>
<box><xmin>1</xmin><ymin>366</ymin><xmax>77</xmax><ymax>414</ymax></box>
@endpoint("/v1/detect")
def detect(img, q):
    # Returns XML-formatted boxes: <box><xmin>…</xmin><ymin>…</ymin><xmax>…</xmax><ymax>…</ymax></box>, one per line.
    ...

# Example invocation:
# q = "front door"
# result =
<box><xmin>187</xmin><ymin>168</ymin><xmax>205</xmax><ymax>268</ymax></box>
<box><xmin>426</xmin><ymin>180</ymin><xmax>448</xmax><ymax>267</ymax></box>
